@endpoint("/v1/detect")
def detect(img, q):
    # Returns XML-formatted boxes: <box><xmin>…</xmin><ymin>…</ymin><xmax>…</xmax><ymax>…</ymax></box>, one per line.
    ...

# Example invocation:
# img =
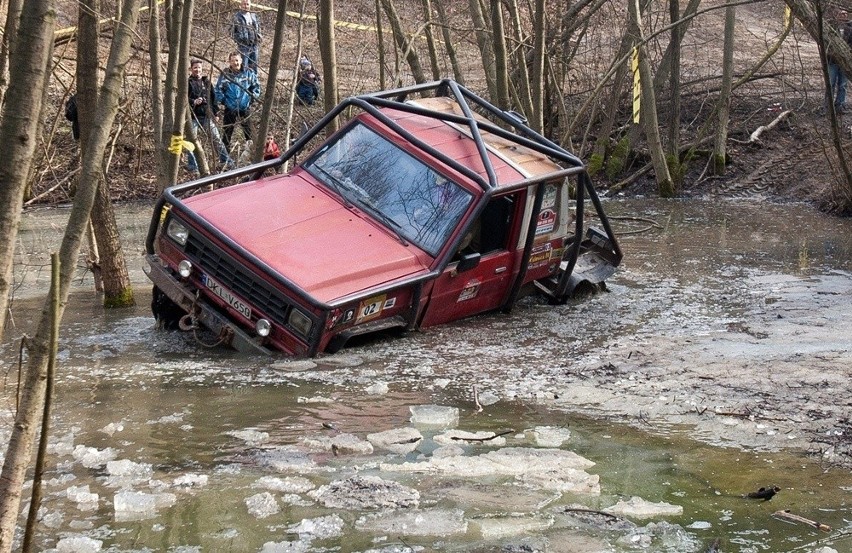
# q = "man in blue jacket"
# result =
<box><xmin>215</xmin><ymin>51</ymin><xmax>261</xmax><ymax>162</ymax></box>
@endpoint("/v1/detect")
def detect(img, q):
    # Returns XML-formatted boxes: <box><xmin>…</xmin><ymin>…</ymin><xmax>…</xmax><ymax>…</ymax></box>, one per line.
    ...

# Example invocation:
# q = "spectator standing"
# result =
<box><xmin>215</xmin><ymin>51</ymin><xmax>261</xmax><ymax>164</ymax></box>
<box><xmin>296</xmin><ymin>56</ymin><xmax>322</xmax><ymax>106</ymax></box>
<box><xmin>827</xmin><ymin>9</ymin><xmax>852</xmax><ymax>114</ymax></box>
<box><xmin>187</xmin><ymin>58</ymin><xmax>233</xmax><ymax>173</ymax></box>
<box><xmin>231</xmin><ymin>0</ymin><xmax>261</xmax><ymax>72</ymax></box>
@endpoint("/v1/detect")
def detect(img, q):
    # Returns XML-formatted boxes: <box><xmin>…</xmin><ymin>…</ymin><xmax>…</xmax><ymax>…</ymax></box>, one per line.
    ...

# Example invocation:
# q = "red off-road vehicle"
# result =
<box><xmin>145</xmin><ymin>80</ymin><xmax>622</xmax><ymax>356</ymax></box>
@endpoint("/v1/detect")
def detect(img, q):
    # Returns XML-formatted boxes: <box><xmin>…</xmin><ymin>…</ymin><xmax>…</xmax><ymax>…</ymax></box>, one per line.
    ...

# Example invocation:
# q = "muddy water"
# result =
<box><xmin>2</xmin><ymin>199</ymin><xmax>852</xmax><ymax>552</ymax></box>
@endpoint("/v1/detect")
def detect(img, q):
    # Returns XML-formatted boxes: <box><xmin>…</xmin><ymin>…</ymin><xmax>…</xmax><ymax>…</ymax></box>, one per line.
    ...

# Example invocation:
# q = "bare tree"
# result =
<box><xmin>0</xmin><ymin>0</ymin><xmax>141</xmax><ymax>543</ymax></box>
<box><xmin>434</xmin><ymin>1</ymin><xmax>465</xmax><ymax>85</ymax></box>
<box><xmin>627</xmin><ymin>0</ymin><xmax>673</xmax><ymax>196</ymax></box>
<box><xmin>530</xmin><ymin>0</ymin><xmax>546</xmax><ymax>132</ymax></box>
<box><xmin>468</xmin><ymin>0</ymin><xmax>497</xmax><ymax>100</ymax></box>
<box><xmin>490</xmin><ymin>0</ymin><xmax>510</xmax><ymax>109</ymax></box>
<box><xmin>0</xmin><ymin>0</ymin><xmax>55</xmax><ymax>340</ymax></box>
<box><xmin>420</xmin><ymin>0</ymin><xmax>441</xmax><ymax>79</ymax></box>
<box><xmin>0</xmin><ymin>0</ymin><xmax>24</xmax><ymax>108</ymax></box>
<box><xmin>712</xmin><ymin>4</ymin><xmax>735</xmax><ymax>176</ymax></box>
<box><xmin>254</xmin><ymin>0</ymin><xmax>288</xmax><ymax>163</ymax></box>
<box><xmin>380</xmin><ymin>0</ymin><xmax>427</xmax><ymax>84</ymax></box>
<box><xmin>318</xmin><ymin>0</ymin><xmax>339</xmax><ymax>134</ymax></box>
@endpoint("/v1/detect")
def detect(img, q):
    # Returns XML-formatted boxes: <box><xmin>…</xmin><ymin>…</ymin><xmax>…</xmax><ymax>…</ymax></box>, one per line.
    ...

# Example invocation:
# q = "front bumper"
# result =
<box><xmin>145</xmin><ymin>254</ymin><xmax>273</xmax><ymax>355</ymax></box>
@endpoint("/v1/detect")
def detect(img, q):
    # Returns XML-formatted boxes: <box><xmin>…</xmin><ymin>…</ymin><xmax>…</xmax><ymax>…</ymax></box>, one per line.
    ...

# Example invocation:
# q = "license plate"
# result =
<box><xmin>201</xmin><ymin>274</ymin><xmax>251</xmax><ymax>320</ymax></box>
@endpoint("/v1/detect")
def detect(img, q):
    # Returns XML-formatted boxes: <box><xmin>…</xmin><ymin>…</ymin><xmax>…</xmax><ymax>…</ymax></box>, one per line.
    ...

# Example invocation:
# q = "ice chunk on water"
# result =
<box><xmin>105</xmin><ymin>459</ymin><xmax>153</xmax><ymax>487</ymax></box>
<box><xmin>66</xmin><ymin>485</ymin><xmax>99</xmax><ymax>510</ymax></box>
<box><xmin>227</xmin><ymin>428</ymin><xmax>270</xmax><ymax>445</ymax></box>
<box><xmin>260</xmin><ymin>540</ymin><xmax>310</xmax><ymax>553</ymax></box>
<box><xmin>173</xmin><ymin>473</ymin><xmax>208</xmax><ymax>488</ymax></box>
<box><xmin>365</xmin><ymin>381</ymin><xmax>389</xmax><ymax>395</ymax></box>
<box><xmin>356</xmin><ymin>508</ymin><xmax>467</xmax><ymax>536</ymax></box>
<box><xmin>49</xmin><ymin>431</ymin><xmax>76</xmax><ymax>456</ymax></box>
<box><xmin>246</xmin><ymin>492</ymin><xmax>280</xmax><ymax>519</ymax></box>
<box><xmin>113</xmin><ymin>490</ymin><xmax>175</xmax><ymax>522</ymax></box>
<box><xmin>471</xmin><ymin>515</ymin><xmax>554</xmax><ymax>539</ymax></box>
<box><xmin>72</xmin><ymin>445</ymin><xmax>117</xmax><ymax>468</ymax></box>
<box><xmin>409</xmin><ymin>405</ymin><xmax>458</xmax><ymax>428</ymax></box>
<box><xmin>309</xmin><ymin>475</ymin><xmax>419</xmax><ymax>510</ymax></box>
<box><xmin>526</xmin><ymin>425</ymin><xmax>572</xmax><ymax>447</ymax></box>
<box><xmin>367</xmin><ymin>427</ymin><xmax>423</xmax><ymax>454</ymax></box>
<box><xmin>55</xmin><ymin>535</ymin><xmax>103</xmax><ymax>552</ymax></box>
<box><xmin>287</xmin><ymin>514</ymin><xmax>345</xmax><ymax>539</ymax></box>
<box><xmin>252</xmin><ymin>476</ymin><xmax>315</xmax><ymax>493</ymax></box>
<box><xmin>99</xmin><ymin>422</ymin><xmax>124</xmax><ymax>436</ymax></box>
<box><xmin>604</xmin><ymin>496</ymin><xmax>684</xmax><ymax>519</ymax></box>
<box><xmin>302</xmin><ymin>432</ymin><xmax>374</xmax><ymax>455</ymax></box>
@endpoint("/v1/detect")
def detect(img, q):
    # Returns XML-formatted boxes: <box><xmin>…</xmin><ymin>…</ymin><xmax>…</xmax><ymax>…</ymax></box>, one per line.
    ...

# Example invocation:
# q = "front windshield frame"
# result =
<box><xmin>304</xmin><ymin>121</ymin><xmax>474</xmax><ymax>257</ymax></box>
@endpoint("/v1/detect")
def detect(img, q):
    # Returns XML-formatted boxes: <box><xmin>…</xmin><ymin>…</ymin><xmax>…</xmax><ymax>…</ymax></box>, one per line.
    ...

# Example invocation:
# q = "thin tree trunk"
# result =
<box><xmin>167</xmin><ymin>0</ymin><xmax>192</xmax><ymax>183</ymax></box>
<box><xmin>380</xmin><ymin>0</ymin><xmax>427</xmax><ymax>84</ymax></box>
<box><xmin>421</xmin><ymin>0</ymin><xmax>441</xmax><ymax>79</ymax></box>
<box><xmin>318</xmin><ymin>0</ymin><xmax>338</xmax><ymax>134</ymax></box>
<box><xmin>506</xmin><ymin>0</ymin><xmax>532</xmax><ymax>118</ymax></box>
<box><xmin>627</xmin><ymin>0</ymin><xmax>672</xmax><ymax>197</ymax></box>
<box><xmin>375</xmin><ymin>0</ymin><xmax>387</xmax><ymax>89</ymax></box>
<box><xmin>530</xmin><ymin>0</ymin><xmax>545</xmax><ymax>132</ymax></box>
<box><xmin>666</xmin><ymin>0</ymin><xmax>681</xmax><ymax>156</ymax></box>
<box><xmin>0</xmin><ymin>0</ymin><xmax>140</xmax><ymax>542</ymax></box>
<box><xmin>434</xmin><ymin>0</ymin><xmax>464</xmax><ymax>85</ymax></box>
<box><xmin>148</xmin><ymin>0</ymin><xmax>168</xmax><ymax>191</ymax></box>
<box><xmin>712</xmin><ymin>5</ymin><xmax>735</xmax><ymax>176</ymax></box>
<box><xmin>254</xmin><ymin>0</ymin><xmax>288</xmax><ymax>163</ymax></box>
<box><xmin>468</xmin><ymin>0</ymin><xmax>497</xmax><ymax>100</ymax></box>
<box><xmin>0</xmin><ymin>0</ymin><xmax>55</xmax><ymax>341</ymax></box>
<box><xmin>0</xmin><ymin>0</ymin><xmax>24</xmax><ymax>108</ymax></box>
<box><xmin>490</xmin><ymin>0</ymin><xmax>509</xmax><ymax>109</ymax></box>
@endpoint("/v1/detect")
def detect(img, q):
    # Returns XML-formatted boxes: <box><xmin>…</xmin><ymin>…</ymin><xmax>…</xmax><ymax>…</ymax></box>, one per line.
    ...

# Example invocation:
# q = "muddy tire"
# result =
<box><xmin>151</xmin><ymin>286</ymin><xmax>185</xmax><ymax>330</ymax></box>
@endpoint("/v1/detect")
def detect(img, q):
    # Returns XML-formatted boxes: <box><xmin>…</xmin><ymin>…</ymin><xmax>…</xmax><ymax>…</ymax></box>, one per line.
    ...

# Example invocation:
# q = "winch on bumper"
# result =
<box><xmin>145</xmin><ymin>254</ymin><xmax>272</xmax><ymax>355</ymax></box>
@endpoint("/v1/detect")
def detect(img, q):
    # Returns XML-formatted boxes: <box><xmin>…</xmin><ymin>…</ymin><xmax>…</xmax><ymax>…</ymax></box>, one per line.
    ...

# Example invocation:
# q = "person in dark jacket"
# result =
<box><xmin>65</xmin><ymin>94</ymin><xmax>80</xmax><ymax>140</ymax></box>
<box><xmin>214</xmin><ymin>51</ymin><xmax>261</xmax><ymax>158</ymax></box>
<box><xmin>231</xmin><ymin>0</ymin><xmax>261</xmax><ymax>72</ymax></box>
<box><xmin>187</xmin><ymin>59</ymin><xmax>232</xmax><ymax>172</ymax></box>
<box><xmin>296</xmin><ymin>56</ymin><xmax>322</xmax><ymax>106</ymax></box>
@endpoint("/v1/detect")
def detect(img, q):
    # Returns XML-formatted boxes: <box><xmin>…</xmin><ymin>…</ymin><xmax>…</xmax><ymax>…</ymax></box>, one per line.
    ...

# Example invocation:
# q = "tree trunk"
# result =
<box><xmin>490</xmin><ymin>0</ymin><xmax>509</xmax><ymax>109</ymax></box>
<box><xmin>166</xmin><ymin>0</ymin><xmax>192</xmax><ymax>183</ymax></box>
<box><xmin>506</xmin><ymin>0</ymin><xmax>532</xmax><ymax>118</ymax></box>
<box><xmin>530</xmin><ymin>0</ymin><xmax>546</xmax><ymax>132</ymax></box>
<box><xmin>468</xmin><ymin>0</ymin><xmax>497</xmax><ymax>101</ymax></box>
<box><xmin>434</xmin><ymin>1</ymin><xmax>464</xmax><ymax>85</ymax></box>
<box><xmin>380</xmin><ymin>0</ymin><xmax>427</xmax><ymax>84</ymax></box>
<box><xmin>627</xmin><ymin>0</ymin><xmax>673</xmax><ymax>197</ymax></box>
<box><xmin>318</xmin><ymin>0</ymin><xmax>339</xmax><ymax>135</ymax></box>
<box><xmin>420</xmin><ymin>0</ymin><xmax>441</xmax><ymax>80</ymax></box>
<box><xmin>0</xmin><ymin>0</ymin><xmax>24</xmax><ymax>108</ymax></box>
<box><xmin>148</xmin><ymin>0</ymin><xmax>168</xmax><ymax>190</ymax></box>
<box><xmin>0</xmin><ymin>0</ymin><xmax>55</xmax><ymax>341</ymax></box>
<box><xmin>712</xmin><ymin>5</ymin><xmax>735</xmax><ymax>176</ymax></box>
<box><xmin>254</xmin><ymin>0</ymin><xmax>288</xmax><ymax>163</ymax></box>
<box><xmin>0</xmin><ymin>1</ymin><xmax>141</xmax><ymax>547</ymax></box>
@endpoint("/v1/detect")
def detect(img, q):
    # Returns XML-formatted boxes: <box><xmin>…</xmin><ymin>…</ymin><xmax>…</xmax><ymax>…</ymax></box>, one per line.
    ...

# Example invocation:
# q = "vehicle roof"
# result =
<box><xmin>381</xmin><ymin>96</ymin><xmax>563</xmax><ymax>191</ymax></box>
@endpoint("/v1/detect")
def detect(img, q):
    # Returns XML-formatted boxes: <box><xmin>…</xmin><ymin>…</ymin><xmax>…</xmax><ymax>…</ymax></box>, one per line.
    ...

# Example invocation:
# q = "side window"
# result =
<box><xmin>458</xmin><ymin>194</ymin><xmax>517</xmax><ymax>257</ymax></box>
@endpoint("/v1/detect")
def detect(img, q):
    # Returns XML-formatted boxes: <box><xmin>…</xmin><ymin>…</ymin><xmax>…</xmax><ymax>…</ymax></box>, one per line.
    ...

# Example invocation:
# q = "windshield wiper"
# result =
<box><xmin>357</xmin><ymin>195</ymin><xmax>410</xmax><ymax>246</ymax></box>
<box><xmin>312</xmin><ymin>165</ymin><xmax>354</xmax><ymax>208</ymax></box>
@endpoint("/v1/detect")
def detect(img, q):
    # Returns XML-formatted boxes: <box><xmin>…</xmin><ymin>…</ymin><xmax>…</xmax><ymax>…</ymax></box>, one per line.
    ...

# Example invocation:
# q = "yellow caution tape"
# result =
<box><xmin>168</xmin><ymin>134</ymin><xmax>195</xmax><ymax>155</ymax></box>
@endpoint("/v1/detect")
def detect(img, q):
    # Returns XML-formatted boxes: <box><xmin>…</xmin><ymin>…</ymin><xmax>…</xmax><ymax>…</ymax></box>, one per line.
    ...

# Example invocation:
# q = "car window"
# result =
<box><xmin>305</xmin><ymin>122</ymin><xmax>473</xmax><ymax>256</ymax></box>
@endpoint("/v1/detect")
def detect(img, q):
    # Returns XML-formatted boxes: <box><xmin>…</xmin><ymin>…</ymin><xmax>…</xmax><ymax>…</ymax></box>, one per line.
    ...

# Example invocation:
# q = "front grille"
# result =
<box><xmin>183</xmin><ymin>230</ymin><xmax>292</xmax><ymax>326</ymax></box>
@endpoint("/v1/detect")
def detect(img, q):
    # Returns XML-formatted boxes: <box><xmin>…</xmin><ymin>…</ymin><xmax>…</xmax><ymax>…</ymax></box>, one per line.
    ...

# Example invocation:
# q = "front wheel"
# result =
<box><xmin>151</xmin><ymin>286</ymin><xmax>185</xmax><ymax>330</ymax></box>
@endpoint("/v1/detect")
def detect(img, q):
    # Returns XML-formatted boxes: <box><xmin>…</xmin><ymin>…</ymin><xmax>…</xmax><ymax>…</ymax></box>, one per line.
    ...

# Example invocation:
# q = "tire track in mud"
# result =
<box><xmin>714</xmin><ymin>138</ymin><xmax>822</xmax><ymax>199</ymax></box>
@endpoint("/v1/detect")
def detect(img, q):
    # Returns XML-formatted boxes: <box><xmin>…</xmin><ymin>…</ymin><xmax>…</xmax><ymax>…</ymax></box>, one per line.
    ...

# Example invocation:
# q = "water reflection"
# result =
<box><xmin>2</xmin><ymin>199</ymin><xmax>852</xmax><ymax>551</ymax></box>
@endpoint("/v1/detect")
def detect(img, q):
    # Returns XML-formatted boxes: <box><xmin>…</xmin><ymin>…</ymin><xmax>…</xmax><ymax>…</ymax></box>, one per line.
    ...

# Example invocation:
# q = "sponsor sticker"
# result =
<box><xmin>457</xmin><ymin>279</ymin><xmax>481</xmax><ymax>302</ymax></box>
<box><xmin>201</xmin><ymin>274</ymin><xmax>251</xmax><ymax>320</ymax></box>
<box><xmin>536</xmin><ymin>209</ymin><xmax>556</xmax><ymax>235</ymax></box>
<box><xmin>528</xmin><ymin>242</ymin><xmax>553</xmax><ymax>270</ymax></box>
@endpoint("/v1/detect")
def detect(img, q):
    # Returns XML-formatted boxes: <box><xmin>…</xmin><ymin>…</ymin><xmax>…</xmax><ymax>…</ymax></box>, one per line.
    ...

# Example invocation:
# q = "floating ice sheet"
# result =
<box><xmin>409</xmin><ymin>405</ymin><xmax>458</xmax><ymax>428</ymax></box>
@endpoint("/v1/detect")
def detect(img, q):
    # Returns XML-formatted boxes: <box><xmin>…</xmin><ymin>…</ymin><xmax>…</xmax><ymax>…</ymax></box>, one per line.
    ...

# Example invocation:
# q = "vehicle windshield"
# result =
<box><xmin>305</xmin><ymin>122</ymin><xmax>473</xmax><ymax>256</ymax></box>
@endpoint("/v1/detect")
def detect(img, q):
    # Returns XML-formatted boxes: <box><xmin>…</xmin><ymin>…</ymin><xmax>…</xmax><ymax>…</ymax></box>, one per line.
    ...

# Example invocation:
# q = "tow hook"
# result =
<box><xmin>178</xmin><ymin>314</ymin><xmax>196</xmax><ymax>331</ymax></box>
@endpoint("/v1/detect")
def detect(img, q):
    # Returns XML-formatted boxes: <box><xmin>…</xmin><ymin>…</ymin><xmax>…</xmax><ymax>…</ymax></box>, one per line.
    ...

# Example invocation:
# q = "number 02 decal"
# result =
<box><xmin>357</xmin><ymin>294</ymin><xmax>387</xmax><ymax>323</ymax></box>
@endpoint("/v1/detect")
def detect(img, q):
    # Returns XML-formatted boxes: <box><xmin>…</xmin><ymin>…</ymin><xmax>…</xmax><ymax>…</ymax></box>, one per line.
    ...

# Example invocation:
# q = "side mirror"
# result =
<box><xmin>456</xmin><ymin>252</ymin><xmax>481</xmax><ymax>274</ymax></box>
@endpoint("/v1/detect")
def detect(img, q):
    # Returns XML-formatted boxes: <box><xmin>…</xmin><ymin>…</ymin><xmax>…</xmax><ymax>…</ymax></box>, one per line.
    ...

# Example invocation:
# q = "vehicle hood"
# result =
<box><xmin>181</xmin><ymin>172</ymin><xmax>430</xmax><ymax>303</ymax></box>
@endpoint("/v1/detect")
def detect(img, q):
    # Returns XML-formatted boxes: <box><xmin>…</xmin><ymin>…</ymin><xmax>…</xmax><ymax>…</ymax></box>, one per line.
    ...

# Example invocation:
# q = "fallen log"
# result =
<box><xmin>773</xmin><ymin>509</ymin><xmax>831</xmax><ymax>532</ymax></box>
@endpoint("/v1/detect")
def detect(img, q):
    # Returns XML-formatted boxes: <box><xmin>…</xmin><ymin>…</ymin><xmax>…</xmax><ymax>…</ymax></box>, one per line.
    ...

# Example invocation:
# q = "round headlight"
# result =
<box><xmin>178</xmin><ymin>259</ymin><xmax>193</xmax><ymax>278</ymax></box>
<box><xmin>255</xmin><ymin>318</ymin><xmax>272</xmax><ymax>337</ymax></box>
